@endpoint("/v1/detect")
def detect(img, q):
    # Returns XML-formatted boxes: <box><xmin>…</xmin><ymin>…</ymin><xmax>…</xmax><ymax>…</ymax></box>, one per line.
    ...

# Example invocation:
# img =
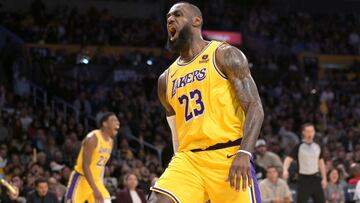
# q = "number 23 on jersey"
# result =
<box><xmin>178</xmin><ymin>89</ymin><xmax>205</xmax><ymax>122</ymax></box>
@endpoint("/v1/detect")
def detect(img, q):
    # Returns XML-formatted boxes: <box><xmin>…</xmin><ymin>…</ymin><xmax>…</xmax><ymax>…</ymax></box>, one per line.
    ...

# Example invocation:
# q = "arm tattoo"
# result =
<box><xmin>218</xmin><ymin>45</ymin><xmax>264</xmax><ymax>153</ymax></box>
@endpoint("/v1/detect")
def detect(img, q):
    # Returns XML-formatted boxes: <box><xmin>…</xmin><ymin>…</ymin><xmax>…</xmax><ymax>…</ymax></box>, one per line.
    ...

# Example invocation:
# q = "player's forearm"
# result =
<box><xmin>83</xmin><ymin>165</ymin><xmax>100</xmax><ymax>192</ymax></box>
<box><xmin>239</xmin><ymin>102</ymin><xmax>264</xmax><ymax>152</ymax></box>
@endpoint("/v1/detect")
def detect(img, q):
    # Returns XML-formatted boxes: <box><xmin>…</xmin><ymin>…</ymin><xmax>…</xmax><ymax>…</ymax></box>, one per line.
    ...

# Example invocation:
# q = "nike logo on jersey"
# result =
<box><xmin>170</xmin><ymin>70</ymin><xmax>178</xmax><ymax>78</ymax></box>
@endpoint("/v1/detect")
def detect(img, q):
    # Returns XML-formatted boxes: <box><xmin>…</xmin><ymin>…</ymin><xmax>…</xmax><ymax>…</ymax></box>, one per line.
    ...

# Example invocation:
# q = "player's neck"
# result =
<box><xmin>179</xmin><ymin>37</ymin><xmax>207</xmax><ymax>63</ymax></box>
<box><xmin>100</xmin><ymin>129</ymin><xmax>111</xmax><ymax>141</ymax></box>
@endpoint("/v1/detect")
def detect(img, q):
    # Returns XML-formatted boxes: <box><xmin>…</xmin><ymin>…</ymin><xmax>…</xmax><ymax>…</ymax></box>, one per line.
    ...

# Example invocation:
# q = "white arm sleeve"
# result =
<box><xmin>167</xmin><ymin>115</ymin><xmax>178</xmax><ymax>153</ymax></box>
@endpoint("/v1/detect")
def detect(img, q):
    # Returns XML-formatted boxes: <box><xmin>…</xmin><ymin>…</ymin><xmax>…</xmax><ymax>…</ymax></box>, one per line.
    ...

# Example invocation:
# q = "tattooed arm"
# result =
<box><xmin>215</xmin><ymin>44</ymin><xmax>264</xmax><ymax>192</ymax></box>
<box><xmin>158</xmin><ymin>72</ymin><xmax>178</xmax><ymax>152</ymax></box>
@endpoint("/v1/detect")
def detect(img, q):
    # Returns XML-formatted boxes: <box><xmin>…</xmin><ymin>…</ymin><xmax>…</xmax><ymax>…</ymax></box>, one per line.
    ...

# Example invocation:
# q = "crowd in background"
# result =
<box><xmin>0</xmin><ymin>0</ymin><xmax>165</xmax><ymax>47</ymax></box>
<box><xmin>1</xmin><ymin>0</ymin><xmax>360</xmax><ymax>55</ymax></box>
<box><xmin>0</xmin><ymin>0</ymin><xmax>360</xmax><ymax>202</ymax></box>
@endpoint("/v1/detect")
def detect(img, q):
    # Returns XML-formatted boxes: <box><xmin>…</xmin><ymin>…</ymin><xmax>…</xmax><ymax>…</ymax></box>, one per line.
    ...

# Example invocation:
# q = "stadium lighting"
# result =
<box><xmin>146</xmin><ymin>59</ymin><xmax>153</xmax><ymax>66</ymax></box>
<box><xmin>80</xmin><ymin>58</ymin><xmax>89</xmax><ymax>64</ymax></box>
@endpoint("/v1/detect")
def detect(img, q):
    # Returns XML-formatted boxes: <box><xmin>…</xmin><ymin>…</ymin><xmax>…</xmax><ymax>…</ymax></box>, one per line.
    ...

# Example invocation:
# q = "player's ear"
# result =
<box><xmin>192</xmin><ymin>16</ymin><xmax>202</xmax><ymax>28</ymax></box>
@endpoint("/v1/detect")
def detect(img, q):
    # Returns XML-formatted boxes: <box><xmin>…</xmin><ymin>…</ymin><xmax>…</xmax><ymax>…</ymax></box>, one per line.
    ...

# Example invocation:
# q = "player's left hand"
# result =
<box><xmin>226</xmin><ymin>153</ymin><xmax>252</xmax><ymax>192</ymax></box>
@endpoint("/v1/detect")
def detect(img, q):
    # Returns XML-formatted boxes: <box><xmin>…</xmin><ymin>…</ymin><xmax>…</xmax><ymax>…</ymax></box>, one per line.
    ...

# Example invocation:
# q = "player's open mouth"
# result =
<box><xmin>168</xmin><ymin>26</ymin><xmax>177</xmax><ymax>42</ymax></box>
<box><xmin>115</xmin><ymin>126</ymin><xmax>120</xmax><ymax>133</ymax></box>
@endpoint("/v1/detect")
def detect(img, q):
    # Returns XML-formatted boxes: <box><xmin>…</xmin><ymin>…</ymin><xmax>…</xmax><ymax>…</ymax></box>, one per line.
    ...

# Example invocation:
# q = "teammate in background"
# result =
<box><xmin>65</xmin><ymin>112</ymin><xmax>120</xmax><ymax>203</ymax></box>
<box><xmin>152</xmin><ymin>2</ymin><xmax>264</xmax><ymax>203</ymax></box>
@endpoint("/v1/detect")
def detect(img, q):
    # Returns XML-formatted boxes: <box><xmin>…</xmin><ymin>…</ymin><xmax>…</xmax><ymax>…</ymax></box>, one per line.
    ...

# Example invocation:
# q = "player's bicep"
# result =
<box><xmin>82</xmin><ymin>134</ymin><xmax>97</xmax><ymax>167</ymax></box>
<box><xmin>157</xmin><ymin>71</ymin><xmax>175</xmax><ymax>116</ymax></box>
<box><xmin>215</xmin><ymin>45</ymin><xmax>262</xmax><ymax>112</ymax></box>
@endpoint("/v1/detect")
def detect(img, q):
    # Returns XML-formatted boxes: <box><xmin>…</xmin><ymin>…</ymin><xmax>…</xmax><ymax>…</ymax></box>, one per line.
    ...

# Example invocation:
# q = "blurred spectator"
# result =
<box><xmin>26</xmin><ymin>177</ymin><xmax>58</xmax><ymax>203</ymax></box>
<box><xmin>320</xmin><ymin>87</ymin><xmax>335</xmax><ymax>103</ymax></box>
<box><xmin>0</xmin><ymin>85</ymin><xmax>5</xmax><ymax>109</ymax></box>
<box><xmin>325</xmin><ymin>168</ymin><xmax>345</xmax><ymax>203</ymax></box>
<box><xmin>11</xmin><ymin>175</ymin><xmax>29</xmax><ymax>197</ymax></box>
<box><xmin>19</xmin><ymin>108</ymin><xmax>33</xmax><ymax>130</ymax></box>
<box><xmin>0</xmin><ymin>185</ymin><xmax>26</xmax><ymax>203</ymax></box>
<box><xmin>348</xmin><ymin>163</ymin><xmax>360</xmax><ymax>185</ymax></box>
<box><xmin>117</xmin><ymin>173</ymin><xmax>146</xmax><ymax>203</ymax></box>
<box><xmin>48</xmin><ymin>177</ymin><xmax>66</xmax><ymax>202</ymax></box>
<box><xmin>255</xmin><ymin>139</ymin><xmax>283</xmax><ymax>175</ymax></box>
<box><xmin>348</xmin><ymin>31</ymin><xmax>360</xmax><ymax>49</ymax></box>
<box><xmin>62</xmin><ymin>137</ymin><xmax>79</xmax><ymax>167</ymax></box>
<box><xmin>354</xmin><ymin>180</ymin><xmax>360</xmax><ymax>203</ymax></box>
<box><xmin>104</xmin><ymin>166</ymin><xmax>118</xmax><ymax>196</ymax></box>
<box><xmin>138</xmin><ymin>166</ymin><xmax>151</xmax><ymax>194</ymax></box>
<box><xmin>14</xmin><ymin>76</ymin><xmax>30</xmax><ymax>98</ymax></box>
<box><xmin>278</xmin><ymin>121</ymin><xmax>300</xmax><ymax>154</ymax></box>
<box><xmin>259</xmin><ymin>166</ymin><xmax>293</xmax><ymax>203</ymax></box>
<box><xmin>341</xmin><ymin>129</ymin><xmax>358</xmax><ymax>152</ymax></box>
<box><xmin>0</xmin><ymin>118</ymin><xmax>9</xmax><ymax>143</ymax></box>
<box><xmin>0</xmin><ymin>144</ymin><xmax>8</xmax><ymax>175</ymax></box>
<box><xmin>73</xmin><ymin>92</ymin><xmax>92</xmax><ymax>116</ymax></box>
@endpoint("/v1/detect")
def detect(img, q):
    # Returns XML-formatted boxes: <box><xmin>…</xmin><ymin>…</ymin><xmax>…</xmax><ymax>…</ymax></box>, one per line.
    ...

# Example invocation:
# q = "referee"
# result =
<box><xmin>282</xmin><ymin>123</ymin><xmax>327</xmax><ymax>203</ymax></box>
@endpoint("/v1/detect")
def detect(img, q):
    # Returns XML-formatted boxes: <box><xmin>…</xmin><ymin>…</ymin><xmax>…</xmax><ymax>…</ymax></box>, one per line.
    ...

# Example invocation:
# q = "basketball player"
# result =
<box><xmin>65</xmin><ymin>112</ymin><xmax>120</xmax><ymax>203</ymax></box>
<box><xmin>150</xmin><ymin>2</ymin><xmax>264</xmax><ymax>203</ymax></box>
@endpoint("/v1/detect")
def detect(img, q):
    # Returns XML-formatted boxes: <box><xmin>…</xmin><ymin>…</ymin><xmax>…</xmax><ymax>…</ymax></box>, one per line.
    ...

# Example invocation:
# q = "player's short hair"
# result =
<box><xmin>99</xmin><ymin>112</ymin><xmax>116</xmax><ymax>128</ymax></box>
<box><xmin>35</xmin><ymin>177</ymin><xmax>48</xmax><ymax>186</ymax></box>
<box><xmin>301</xmin><ymin>122</ymin><xmax>314</xmax><ymax>131</ymax></box>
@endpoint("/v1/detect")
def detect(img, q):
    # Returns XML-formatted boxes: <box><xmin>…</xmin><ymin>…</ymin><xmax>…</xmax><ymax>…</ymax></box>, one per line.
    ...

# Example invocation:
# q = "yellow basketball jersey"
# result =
<box><xmin>166</xmin><ymin>40</ymin><xmax>245</xmax><ymax>152</ymax></box>
<box><xmin>74</xmin><ymin>129</ymin><xmax>113</xmax><ymax>181</ymax></box>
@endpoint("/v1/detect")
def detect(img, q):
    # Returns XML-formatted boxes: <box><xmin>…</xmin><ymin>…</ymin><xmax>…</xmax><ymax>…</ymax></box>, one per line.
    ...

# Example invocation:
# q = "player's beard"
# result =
<box><xmin>166</xmin><ymin>24</ymin><xmax>192</xmax><ymax>53</ymax></box>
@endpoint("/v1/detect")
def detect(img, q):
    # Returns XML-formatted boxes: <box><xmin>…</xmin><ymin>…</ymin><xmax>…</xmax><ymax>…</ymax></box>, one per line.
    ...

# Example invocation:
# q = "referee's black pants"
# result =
<box><xmin>297</xmin><ymin>174</ymin><xmax>325</xmax><ymax>203</ymax></box>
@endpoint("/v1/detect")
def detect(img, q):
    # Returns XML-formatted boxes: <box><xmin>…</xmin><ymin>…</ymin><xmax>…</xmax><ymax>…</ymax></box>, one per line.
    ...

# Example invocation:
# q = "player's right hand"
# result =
<box><xmin>94</xmin><ymin>189</ymin><xmax>104</xmax><ymax>203</ymax></box>
<box><xmin>282</xmin><ymin>170</ymin><xmax>289</xmax><ymax>180</ymax></box>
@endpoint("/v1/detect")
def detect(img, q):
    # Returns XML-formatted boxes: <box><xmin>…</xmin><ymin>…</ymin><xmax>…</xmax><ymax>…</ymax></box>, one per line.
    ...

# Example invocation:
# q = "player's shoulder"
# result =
<box><xmin>158</xmin><ymin>70</ymin><xmax>167</xmax><ymax>81</ymax></box>
<box><xmin>215</xmin><ymin>42</ymin><xmax>240</xmax><ymax>58</ymax></box>
<box><xmin>157</xmin><ymin>71</ymin><xmax>168</xmax><ymax>91</ymax></box>
<box><xmin>83</xmin><ymin>130</ymin><xmax>99</xmax><ymax>145</ymax></box>
<box><xmin>215</xmin><ymin>43</ymin><xmax>248</xmax><ymax>71</ymax></box>
<box><xmin>85</xmin><ymin>130</ymin><xmax>97</xmax><ymax>139</ymax></box>
<box><xmin>158</xmin><ymin>65</ymin><xmax>174</xmax><ymax>86</ymax></box>
<box><xmin>214</xmin><ymin>44</ymin><xmax>249</xmax><ymax>81</ymax></box>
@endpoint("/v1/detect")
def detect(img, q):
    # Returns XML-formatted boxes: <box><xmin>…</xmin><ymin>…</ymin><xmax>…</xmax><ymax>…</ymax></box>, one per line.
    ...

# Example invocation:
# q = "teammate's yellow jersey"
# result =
<box><xmin>166</xmin><ymin>40</ymin><xmax>245</xmax><ymax>152</ymax></box>
<box><xmin>74</xmin><ymin>129</ymin><xmax>113</xmax><ymax>181</ymax></box>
